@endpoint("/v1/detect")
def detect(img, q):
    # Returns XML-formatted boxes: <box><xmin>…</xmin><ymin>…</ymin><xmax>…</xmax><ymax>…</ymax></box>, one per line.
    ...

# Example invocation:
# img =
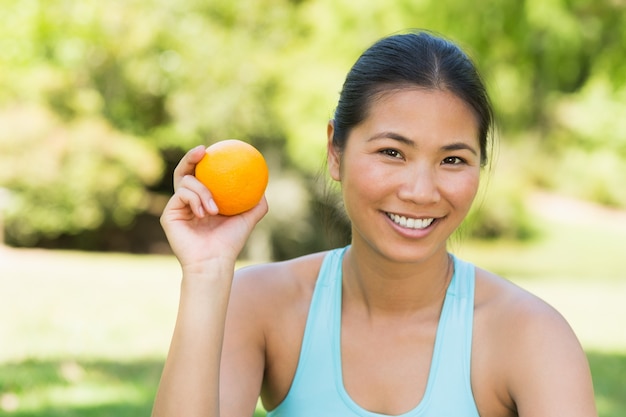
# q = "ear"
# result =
<box><xmin>327</xmin><ymin>120</ymin><xmax>341</xmax><ymax>181</ymax></box>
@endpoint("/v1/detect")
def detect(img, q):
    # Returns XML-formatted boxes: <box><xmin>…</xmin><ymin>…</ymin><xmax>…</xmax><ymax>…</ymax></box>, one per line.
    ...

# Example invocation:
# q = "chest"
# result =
<box><xmin>264</xmin><ymin>303</ymin><xmax>516</xmax><ymax>417</ymax></box>
<box><xmin>340</xmin><ymin>315</ymin><xmax>440</xmax><ymax>415</ymax></box>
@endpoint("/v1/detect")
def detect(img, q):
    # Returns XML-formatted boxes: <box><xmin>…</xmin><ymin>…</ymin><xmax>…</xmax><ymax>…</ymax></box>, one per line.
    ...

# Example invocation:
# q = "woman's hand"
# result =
<box><xmin>160</xmin><ymin>146</ymin><xmax>268</xmax><ymax>272</ymax></box>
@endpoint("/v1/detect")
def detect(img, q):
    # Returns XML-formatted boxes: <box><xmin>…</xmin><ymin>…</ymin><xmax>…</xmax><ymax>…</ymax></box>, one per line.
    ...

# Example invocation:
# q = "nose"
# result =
<box><xmin>397</xmin><ymin>164</ymin><xmax>441</xmax><ymax>205</ymax></box>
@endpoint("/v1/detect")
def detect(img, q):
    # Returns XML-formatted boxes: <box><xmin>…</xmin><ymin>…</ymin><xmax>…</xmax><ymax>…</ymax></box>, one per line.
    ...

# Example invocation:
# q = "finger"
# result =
<box><xmin>173</xmin><ymin>145</ymin><xmax>206</xmax><ymax>191</ymax></box>
<box><xmin>241</xmin><ymin>195</ymin><xmax>269</xmax><ymax>225</ymax></box>
<box><xmin>166</xmin><ymin>174</ymin><xmax>216</xmax><ymax>218</ymax></box>
<box><xmin>164</xmin><ymin>186</ymin><xmax>207</xmax><ymax>219</ymax></box>
<box><xmin>178</xmin><ymin>175</ymin><xmax>219</xmax><ymax>215</ymax></box>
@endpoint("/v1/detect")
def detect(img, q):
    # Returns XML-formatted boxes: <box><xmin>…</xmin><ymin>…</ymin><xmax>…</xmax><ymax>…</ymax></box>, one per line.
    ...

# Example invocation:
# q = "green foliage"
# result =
<box><xmin>0</xmin><ymin>107</ymin><xmax>162</xmax><ymax>245</ymax></box>
<box><xmin>541</xmin><ymin>148</ymin><xmax>626</xmax><ymax>207</ymax></box>
<box><xmin>1</xmin><ymin>0</ymin><xmax>625</xmax><ymax>251</ymax></box>
<box><xmin>460</xmin><ymin>171</ymin><xmax>538</xmax><ymax>242</ymax></box>
<box><xmin>463</xmin><ymin>184</ymin><xmax>538</xmax><ymax>241</ymax></box>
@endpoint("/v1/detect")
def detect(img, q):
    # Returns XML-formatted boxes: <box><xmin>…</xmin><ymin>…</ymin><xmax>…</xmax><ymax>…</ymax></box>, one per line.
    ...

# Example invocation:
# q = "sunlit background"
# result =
<box><xmin>1</xmin><ymin>0</ymin><xmax>625</xmax><ymax>415</ymax></box>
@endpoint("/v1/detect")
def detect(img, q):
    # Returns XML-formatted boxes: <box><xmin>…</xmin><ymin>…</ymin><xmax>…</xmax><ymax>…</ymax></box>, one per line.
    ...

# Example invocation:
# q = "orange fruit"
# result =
<box><xmin>194</xmin><ymin>139</ymin><xmax>269</xmax><ymax>216</ymax></box>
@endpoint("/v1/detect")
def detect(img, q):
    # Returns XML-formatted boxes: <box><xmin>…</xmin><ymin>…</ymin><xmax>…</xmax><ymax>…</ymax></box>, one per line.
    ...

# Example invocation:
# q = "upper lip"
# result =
<box><xmin>385</xmin><ymin>211</ymin><xmax>439</xmax><ymax>220</ymax></box>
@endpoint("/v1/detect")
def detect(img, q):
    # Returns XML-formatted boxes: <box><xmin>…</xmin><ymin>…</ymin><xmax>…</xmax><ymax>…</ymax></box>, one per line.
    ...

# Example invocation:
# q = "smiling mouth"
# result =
<box><xmin>386</xmin><ymin>213</ymin><xmax>435</xmax><ymax>230</ymax></box>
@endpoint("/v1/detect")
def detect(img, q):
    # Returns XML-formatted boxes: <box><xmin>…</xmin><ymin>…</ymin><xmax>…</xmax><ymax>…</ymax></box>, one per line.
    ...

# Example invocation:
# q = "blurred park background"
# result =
<box><xmin>0</xmin><ymin>0</ymin><xmax>625</xmax><ymax>415</ymax></box>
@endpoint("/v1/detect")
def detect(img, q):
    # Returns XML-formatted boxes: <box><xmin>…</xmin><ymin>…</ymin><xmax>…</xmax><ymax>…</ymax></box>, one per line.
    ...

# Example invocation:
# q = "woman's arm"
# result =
<box><xmin>151</xmin><ymin>146</ymin><xmax>268</xmax><ymax>417</ymax></box>
<box><xmin>152</xmin><ymin>259</ymin><xmax>236</xmax><ymax>417</ymax></box>
<box><xmin>504</xmin><ymin>294</ymin><xmax>598</xmax><ymax>417</ymax></box>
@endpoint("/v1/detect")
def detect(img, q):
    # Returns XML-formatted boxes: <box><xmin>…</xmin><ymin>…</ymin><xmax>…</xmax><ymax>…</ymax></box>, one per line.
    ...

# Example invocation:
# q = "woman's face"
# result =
<box><xmin>328</xmin><ymin>88</ymin><xmax>481</xmax><ymax>263</ymax></box>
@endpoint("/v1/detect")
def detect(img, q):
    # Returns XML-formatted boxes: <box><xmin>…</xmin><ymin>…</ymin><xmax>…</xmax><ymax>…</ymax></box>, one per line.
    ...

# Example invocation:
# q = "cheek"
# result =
<box><xmin>446</xmin><ymin>171</ymin><xmax>481</xmax><ymax>208</ymax></box>
<box><xmin>340</xmin><ymin>159</ymin><xmax>386</xmax><ymax>208</ymax></box>
<box><xmin>342</xmin><ymin>154</ymin><xmax>375</xmax><ymax>184</ymax></box>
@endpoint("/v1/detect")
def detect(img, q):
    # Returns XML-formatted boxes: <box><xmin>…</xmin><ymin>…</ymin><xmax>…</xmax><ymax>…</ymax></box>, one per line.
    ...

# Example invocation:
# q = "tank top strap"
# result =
<box><xmin>420</xmin><ymin>254</ymin><xmax>479</xmax><ymax>415</ymax></box>
<box><xmin>266</xmin><ymin>247</ymin><xmax>348</xmax><ymax>416</ymax></box>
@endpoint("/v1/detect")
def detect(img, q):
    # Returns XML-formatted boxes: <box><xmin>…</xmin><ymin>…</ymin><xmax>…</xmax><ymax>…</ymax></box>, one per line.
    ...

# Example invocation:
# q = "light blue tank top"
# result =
<box><xmin>266</xmin><ymin>246</ymin><xmax>480</xmax><ymax>417</ymax></box>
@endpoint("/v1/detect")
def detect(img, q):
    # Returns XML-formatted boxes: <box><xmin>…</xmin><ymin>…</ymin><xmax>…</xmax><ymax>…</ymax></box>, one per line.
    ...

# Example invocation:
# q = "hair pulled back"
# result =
<box><xmin>332</xmin><ymin>30</ymin><xmax>494</xmax><ymax>166</ymax></box>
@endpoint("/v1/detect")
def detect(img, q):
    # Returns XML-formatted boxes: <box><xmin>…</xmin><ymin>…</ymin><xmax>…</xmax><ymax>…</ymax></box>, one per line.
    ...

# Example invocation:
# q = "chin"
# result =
<box><xmin>365</xmin><ymin>239</ymin><xmax>448</xmax><ymax>266</ymax></box>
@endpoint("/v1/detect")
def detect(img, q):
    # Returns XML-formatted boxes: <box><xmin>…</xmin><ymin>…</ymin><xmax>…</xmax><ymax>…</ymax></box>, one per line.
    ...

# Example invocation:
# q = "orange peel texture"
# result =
<box><xmin>194</xmin><ymin>139</ymin><xmax>269</xmax><ymax>216</ymax></box>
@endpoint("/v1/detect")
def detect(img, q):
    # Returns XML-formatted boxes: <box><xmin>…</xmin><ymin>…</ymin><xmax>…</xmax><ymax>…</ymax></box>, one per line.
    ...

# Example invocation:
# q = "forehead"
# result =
<box><xmin>357</xmin><ymin>88</ymin><xmax>480</xmax><ymax>142</ymax></box>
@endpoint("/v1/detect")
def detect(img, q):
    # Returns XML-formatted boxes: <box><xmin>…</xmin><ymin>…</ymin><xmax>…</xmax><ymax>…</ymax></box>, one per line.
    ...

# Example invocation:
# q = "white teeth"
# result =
<box><xmin>387</xmin><ymin>213</ymin><xmax>435</xmax><ymax>229</ymax></box>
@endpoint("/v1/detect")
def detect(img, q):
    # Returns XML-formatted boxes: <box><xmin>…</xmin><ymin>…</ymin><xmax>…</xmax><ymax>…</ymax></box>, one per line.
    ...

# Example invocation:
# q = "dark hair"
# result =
<box><xmin>332</xmin><ymin>30</ymin><xmax>494</xmax><ymax>166</ymax></box>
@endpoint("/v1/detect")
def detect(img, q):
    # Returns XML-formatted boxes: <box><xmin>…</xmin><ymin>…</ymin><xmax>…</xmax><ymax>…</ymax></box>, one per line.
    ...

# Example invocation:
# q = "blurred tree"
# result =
<box><xmin>0</xmin><ymin>106</ymin><xmax>162</xmax><ymax>246</ymax></box>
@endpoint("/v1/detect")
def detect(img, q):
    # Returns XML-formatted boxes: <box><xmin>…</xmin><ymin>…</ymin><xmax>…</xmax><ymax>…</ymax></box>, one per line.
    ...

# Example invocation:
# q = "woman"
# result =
<box><xmin>152</xmin><ymin>30</ymin><xmax>597</xmax><ymax>416</ymax></box>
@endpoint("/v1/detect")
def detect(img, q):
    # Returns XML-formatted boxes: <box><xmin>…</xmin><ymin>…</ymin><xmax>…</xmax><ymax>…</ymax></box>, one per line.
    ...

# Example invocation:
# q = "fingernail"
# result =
<box><xmin>208</xmin><ymin>199</ymin><xmax>218</xmax><ymax>213</ymax></box>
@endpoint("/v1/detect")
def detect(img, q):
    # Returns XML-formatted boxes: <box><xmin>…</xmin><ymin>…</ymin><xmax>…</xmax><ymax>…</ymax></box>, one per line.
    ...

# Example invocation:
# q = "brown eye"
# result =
<box><xmin>442</xmin><ymin>156</ymin><xmax>464</xmax><ymax>165</ymax></box>
<box><xmin>381</xmin><ymin>149</ymin><xmax>402</xmax><ymax>159</ymax></box>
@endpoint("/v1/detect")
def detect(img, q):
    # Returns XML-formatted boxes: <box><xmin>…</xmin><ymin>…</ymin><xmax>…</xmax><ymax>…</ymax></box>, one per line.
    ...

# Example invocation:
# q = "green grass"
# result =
<box><xmin>0</xmin><ymin>249</ymin><xmax>268</xmax><ymax>416</ymax></box>
<box><xmin>0</xmin><ymin>359</ymin><xmax>161</xmax><ymax>417</ymax></box>
<box><xmin>588</xmin><ymin>352</ymin><xmax>626</xmax><ymax>417</ymax></box>
<box><xmin>0</xmin><ymin>359</ymin><xmax>267</xmax><ymax>417</ymax></box>
<box><xmin>1</xmin><ymin>195</ymin><xmax>625</xmax><ymax>416</ymax></box>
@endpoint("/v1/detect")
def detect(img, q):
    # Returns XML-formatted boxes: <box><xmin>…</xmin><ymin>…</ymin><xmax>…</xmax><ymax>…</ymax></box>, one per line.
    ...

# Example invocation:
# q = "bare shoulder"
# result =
<box><xmin>224</xmin><ymin>251</ymin><xmax>329</xmax><ymax>342</ymax></box>
<box><xmin>231</xmin><ymin>251</ymin><xmax>328</xmax><ymax>310</ymax></box>
<box><xmin>472</xmin><ymin>268</ymin><xmax>597</xmax><ymax>417</ymax></box>
<box><xmin>474</xmin><ymin>267</ymin><xmax>568</xmax><ymax>332</ymax></box>
<box><xmin>225</xmin><ymin>251</ymin><xmax>329</xmax><ymax>409</ymax></box>
<box><xmin>474</xmin><ymin>266</ymin><xmax>583</xmax><ymax>363</ymax></box>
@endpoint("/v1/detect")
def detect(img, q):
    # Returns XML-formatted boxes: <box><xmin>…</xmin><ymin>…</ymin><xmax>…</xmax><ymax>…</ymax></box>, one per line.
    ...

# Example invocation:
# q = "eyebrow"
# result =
<box><xmin>441</xmin><ymin>142</ymin><xmax>478</xmax><ymax>156</ymax></box>
<box><xmin>368</xmin><ymin>132</ymin><xmax>478</xmax><ymax>156</ymax></box>
<box><xmin>367</xmin><ymin>131</ymin><xmax>414</xmax><ymax>146</ymax></box>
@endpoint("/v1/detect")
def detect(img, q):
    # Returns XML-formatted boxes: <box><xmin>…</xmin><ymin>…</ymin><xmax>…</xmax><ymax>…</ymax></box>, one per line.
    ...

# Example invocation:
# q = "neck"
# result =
<box><xmin>342</xmin><ymin>244</ymin><xmax>453</xmax><ymax>318</ymax></box>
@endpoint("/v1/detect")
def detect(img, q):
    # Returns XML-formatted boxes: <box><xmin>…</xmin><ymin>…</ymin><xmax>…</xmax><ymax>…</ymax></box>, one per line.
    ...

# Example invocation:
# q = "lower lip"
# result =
<box><xmin>384</xmin><ymin>213</ymin><xmax>438</xmax><ymax>238</ymax></box>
